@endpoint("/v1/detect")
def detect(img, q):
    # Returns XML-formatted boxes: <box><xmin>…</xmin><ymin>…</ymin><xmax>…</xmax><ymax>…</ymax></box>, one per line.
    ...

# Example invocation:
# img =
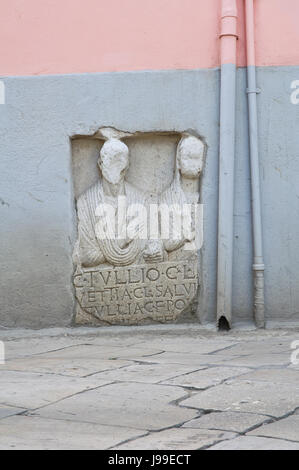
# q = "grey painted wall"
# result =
<box><xmin>0</xmin><ymin>66</ymin><xmax>298</xmax><ymax>327</ymax></box>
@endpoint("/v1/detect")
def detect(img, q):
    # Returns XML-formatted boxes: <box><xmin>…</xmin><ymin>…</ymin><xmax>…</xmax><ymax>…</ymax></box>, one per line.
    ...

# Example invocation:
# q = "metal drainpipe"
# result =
<box><xmin>217</xmin><ymin>0</ymin><xmax>238</xmax><ymax>328</ymax></box>
<box><xmin>245</xmin><ymin>0</ymin><xmax>265</xmax><ymax>328</ymax></box>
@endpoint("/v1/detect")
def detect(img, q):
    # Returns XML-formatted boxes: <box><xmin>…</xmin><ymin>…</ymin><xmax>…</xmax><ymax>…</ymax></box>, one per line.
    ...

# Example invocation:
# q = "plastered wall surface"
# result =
<box><xmin>1</xmin><ymin>1</ymin><xmax>299</xmax><ymax>327</ymax></box>
<box><xmin>0</xmin><ymin>70</ymin><xmax>218</xmax><ymax>327</ymax></box>
<box><xmin>1</xmin><ymin>67</ymin><xmax>299</xmax><ymax>327</ymax></box>
<box><xmin>1</xmin><ymin>0</ymin><xmax>299</xmax><ymax>77</ymax></box>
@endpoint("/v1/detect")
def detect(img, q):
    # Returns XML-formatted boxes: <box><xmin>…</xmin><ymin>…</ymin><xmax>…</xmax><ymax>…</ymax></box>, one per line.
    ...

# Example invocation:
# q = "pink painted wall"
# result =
<box><xmin>0</xmin><ymin>0</ymin><xmax>298</xmax><ymax>77</ymax></box>
<box><xmin>254</xmin><ymin>0</ymin><xmax>299</xmax><ymax>67</ymax></box>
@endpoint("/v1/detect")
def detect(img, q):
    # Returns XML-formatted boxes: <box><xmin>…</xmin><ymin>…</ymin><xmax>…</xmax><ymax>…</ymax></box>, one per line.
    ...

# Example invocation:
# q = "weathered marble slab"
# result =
<box><xmin>75</xmin><ymin>259</ymin><xmax>198</xmax><ymax>325</ymax></box>
<box><xmin>72</xmin><ymin>129</ymin><xmax>204</xmax><ymax>326</ymax></box>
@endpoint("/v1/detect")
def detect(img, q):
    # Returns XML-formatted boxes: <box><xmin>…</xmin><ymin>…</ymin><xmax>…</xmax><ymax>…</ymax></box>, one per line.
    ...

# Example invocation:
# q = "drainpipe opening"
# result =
<box><xmin>218</xmin><ymin>316</ymin><xmax>231</xmax><ymax>331</ymax></box>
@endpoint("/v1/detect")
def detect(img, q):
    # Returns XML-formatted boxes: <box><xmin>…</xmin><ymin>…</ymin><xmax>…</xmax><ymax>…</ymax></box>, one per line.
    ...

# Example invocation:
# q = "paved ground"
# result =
<box><xmin>0</xmin><ymin>324</ymin><xmax>298</xmax><ymax>450</ymax></box>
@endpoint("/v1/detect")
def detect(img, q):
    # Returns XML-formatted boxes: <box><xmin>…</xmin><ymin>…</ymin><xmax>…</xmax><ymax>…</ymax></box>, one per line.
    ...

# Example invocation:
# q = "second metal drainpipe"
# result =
<box><xmin>217</xmin><ymin>0</ymin><xmax>238</xmax><ymax>328</ymax></box>
<box><xmin>245</xmin><ymin>0</ymin><xmax>265</xmax><ymax>328</ymax></box>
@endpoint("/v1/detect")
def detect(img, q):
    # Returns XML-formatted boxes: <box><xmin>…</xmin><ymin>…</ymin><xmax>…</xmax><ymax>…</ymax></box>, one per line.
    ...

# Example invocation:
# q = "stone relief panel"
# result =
<box><xmin>72</xmin><ymin>128</ymin><xmax>205</xmax><ymax>325</ymax></box>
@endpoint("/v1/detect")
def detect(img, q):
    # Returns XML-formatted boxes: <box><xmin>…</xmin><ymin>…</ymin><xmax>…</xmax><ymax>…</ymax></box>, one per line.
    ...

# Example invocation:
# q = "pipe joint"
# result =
<box><xmin>253</xmin><ymin>263</ymin><xmax>265</xmax><ymax>272</ymax></box>
<box><xmin>220</xmin><ymin>16</ymin><xmax>238</xmax><ymax>39</ymax></box>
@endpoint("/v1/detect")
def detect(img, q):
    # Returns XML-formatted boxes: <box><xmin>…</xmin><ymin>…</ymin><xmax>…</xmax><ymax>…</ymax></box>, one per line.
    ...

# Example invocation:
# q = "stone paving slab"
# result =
<box><xmin>34</xmin><ymin>382</ymin><xmax>198</xmax><ymax>430</ymax></box>
<box><xmin>121</xmin><ymin>351</ymin><xmax>237</xmax><ymax>367</ymax></box>
<box><xmin>4</xmin><ymin>334</ymin><xmax>145</xmax><ymax>361</ymax></box>
<box><xmin>183</xmin><ymin>411</ymin><xmax>270</xmax><ymax>433</ymax></box>
<box><xmin>229</xmin><ymin>368</ymin><xmax>299</xmax><ymax>385</ymax></box>
<box><xmin>0</xmin><ymin>415</ymin><xmax>146</xmax><ymax>450</ymax></box>
<box><xmin>208</xmin><ymin>435</ymin><xmax>299</xmax><ymax>450</ymax></box>
<box><xmin>4</xmin><ymin>337</ymin><xmax>87</xmax><ymax>360</ymax></box>
<box><xmin>216</xmin><ymin>338</ymin><xmax>294</xmax><ymax>357</ymax></box>
<box><xmin>114</xmin><ymin>428</ymin><xmax>236</xmax><ymax>450</ymax></box>
<box><xmin>92</xmin><ymin>363</ymin><xmax>204</xmax><ymax>384</ymax></box>
<box><xmin>133</xmin><ymin>337</ymin><xmax>239</xmax><ymax>354</ymax></box>
<box><xmin>211</xmin><ymin>353</ymin><xmax>291</xmax><ymax>368</ymax></box>
<box><xmin>0</xmin><ymin>370</ymin><xmax>113</xmax><ymax>409</ymax></box>
<box><xmin>181</xmin><ymin>380</ymin><xmax>299</xmax><ymax>417</ymax></box>
<box><xmin>3</xmin><ymin>344</ymin><xmax>163</xmax><ymax>377</ymax></box>
<box><xmin>161</xmin><ymin>367</ymin><xmax>250</xmax><ymax>389</ymax></box>
<box><xmin>247</xmin><ymin>415</ymin><xmax>299</xmax><ymax>442</ymax></box>
<box><xmin>0</xmin><ymin>405</ymin><xmax>26</xmax><ymax>420</ymax></box>
<box><xmin>0</xmin><ymin>326</ymin><xmax>298</xmax><ymax>449</ymax></box>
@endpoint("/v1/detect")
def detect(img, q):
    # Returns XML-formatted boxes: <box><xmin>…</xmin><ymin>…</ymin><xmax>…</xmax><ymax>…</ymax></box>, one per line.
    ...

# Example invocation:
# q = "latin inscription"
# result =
<box><xmin>74</xmin><ymin>260</ymin><xmax>198</xmax><ymax>324</ymax></box>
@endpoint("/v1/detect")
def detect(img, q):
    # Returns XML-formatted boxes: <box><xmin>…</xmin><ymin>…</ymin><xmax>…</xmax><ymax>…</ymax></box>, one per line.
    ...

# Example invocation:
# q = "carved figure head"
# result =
<box><xmin>98</xmin><ymin>139</ymin><xmax>129</xmax><ymax>185</ymax></box>
<box><xmin>177</xmin><ymin>136</ymin><xmax>204</xmax><ymax>178</ymax></box>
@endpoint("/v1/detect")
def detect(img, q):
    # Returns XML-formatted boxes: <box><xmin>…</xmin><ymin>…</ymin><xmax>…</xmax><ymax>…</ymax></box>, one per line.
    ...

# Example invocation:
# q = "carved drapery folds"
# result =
<box><xmin>72</xmin><ymin>129</ymin><xmax>205</xmax><ymax>325</ymax></box>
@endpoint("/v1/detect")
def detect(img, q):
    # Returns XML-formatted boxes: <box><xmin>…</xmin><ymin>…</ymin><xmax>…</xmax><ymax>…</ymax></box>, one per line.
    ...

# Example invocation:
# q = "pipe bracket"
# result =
<box><xmin>246</xmin><ymin>87</ymin><xmax>261</xmax><ymax>94</ymax></box>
